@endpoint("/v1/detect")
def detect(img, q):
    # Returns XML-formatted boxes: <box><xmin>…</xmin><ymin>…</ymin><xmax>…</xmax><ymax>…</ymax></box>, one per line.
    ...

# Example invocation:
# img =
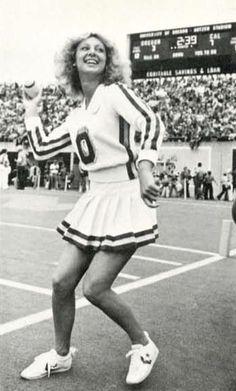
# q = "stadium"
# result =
<box><xmin>0</xmin><ymin>1</ymin><xmax>236</xmax><ymax>390</ymax></box>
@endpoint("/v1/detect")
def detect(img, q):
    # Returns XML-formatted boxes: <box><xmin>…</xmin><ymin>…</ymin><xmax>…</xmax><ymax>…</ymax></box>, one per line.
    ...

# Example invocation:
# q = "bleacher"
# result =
<box><xmin>0</xmin><ymin>74</ymin><xmax>236</xmax><ymax>148</ymax></box>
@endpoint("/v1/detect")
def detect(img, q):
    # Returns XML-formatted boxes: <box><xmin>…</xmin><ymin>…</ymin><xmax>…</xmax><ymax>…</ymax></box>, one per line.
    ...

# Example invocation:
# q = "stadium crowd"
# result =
<box><xmin>0</xmin><ymin>83</ymin><xmax>77</xmax><ymax>143</ymax></box>
<box><xmin>0</xmin><ymin>74</ymin><xmax>236</xmax><ymax>148</ymax></box>
<box><xmin>132</xmin><ymin>73</ymin><xmax>236</xmax><ymax>149</ymax></box>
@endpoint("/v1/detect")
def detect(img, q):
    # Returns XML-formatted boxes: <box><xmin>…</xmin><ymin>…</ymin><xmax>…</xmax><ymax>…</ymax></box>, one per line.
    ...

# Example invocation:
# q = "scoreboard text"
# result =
<box><xmin>129</xmin><ymin>23</ymin><xmax>236</xmax><ymax>78</ymax></box>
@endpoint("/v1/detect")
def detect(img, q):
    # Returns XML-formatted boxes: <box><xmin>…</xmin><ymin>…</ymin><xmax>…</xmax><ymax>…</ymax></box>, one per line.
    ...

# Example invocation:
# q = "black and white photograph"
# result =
<box><xmin>0</xmin><ymin>0</ymin><xmax>236</xmax><ymax>390</ymax></box>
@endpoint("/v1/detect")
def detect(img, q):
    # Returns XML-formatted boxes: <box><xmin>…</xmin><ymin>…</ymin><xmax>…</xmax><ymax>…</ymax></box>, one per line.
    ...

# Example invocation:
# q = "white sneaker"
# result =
<box><xmin>126</xmin><ymin>332</ymin><xmax>159</xmax><ymax>385</ymax></box>
<box><xmin>20</xmin><ymin>347</ymin><xmax>77</xmax><ymax>380</ymax></box>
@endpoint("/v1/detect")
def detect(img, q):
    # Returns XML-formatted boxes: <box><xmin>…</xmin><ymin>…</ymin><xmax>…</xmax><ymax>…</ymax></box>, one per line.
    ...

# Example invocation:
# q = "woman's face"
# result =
<box><xmin>75</xmin><ymin>36</ymin><xmax>107</xmax><ymax>78</ymax></box>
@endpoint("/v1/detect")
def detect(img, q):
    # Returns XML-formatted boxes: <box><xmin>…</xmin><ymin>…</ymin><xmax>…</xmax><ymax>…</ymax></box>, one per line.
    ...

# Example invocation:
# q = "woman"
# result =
<box><xmin>21</xmin><ymin>32</ymin><xmax>165</xmax><ymax>385</ymax></box>
<box><xmin>0</xmin><ymin>149</ymin><xmax>11</xmax><ymax>190</ymax></box>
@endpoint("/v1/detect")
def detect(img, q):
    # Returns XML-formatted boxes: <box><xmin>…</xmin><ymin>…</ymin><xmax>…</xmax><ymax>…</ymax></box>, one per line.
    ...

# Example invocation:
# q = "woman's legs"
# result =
<box><xmin>52</xmin><ymin>242</ymin><xmax>94</xmax><ymax>355</ymax></box>
<box><xmin>82</xmin><ymin>249</ymin><xmax>148</xmax><ymax>346</ymax></box>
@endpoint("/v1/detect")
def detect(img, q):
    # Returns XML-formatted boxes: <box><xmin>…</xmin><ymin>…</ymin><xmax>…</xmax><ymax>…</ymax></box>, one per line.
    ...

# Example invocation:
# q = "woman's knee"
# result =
<box><xmin>82</xmin><ymin>278</ymin><xmax>105</xmax><ymax>305</ymax></box>
<box><xmin>52</xmin><ymin>273</ymin><xmax>75</xmax><ymax>298</ymax></box>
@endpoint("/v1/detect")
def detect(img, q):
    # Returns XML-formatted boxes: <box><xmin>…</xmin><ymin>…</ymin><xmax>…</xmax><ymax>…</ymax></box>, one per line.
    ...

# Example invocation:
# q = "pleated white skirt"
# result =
<box><xmin>57</xmin><ymin>179</ymin><xmax>158</xmax><ymax>252</ymax></box>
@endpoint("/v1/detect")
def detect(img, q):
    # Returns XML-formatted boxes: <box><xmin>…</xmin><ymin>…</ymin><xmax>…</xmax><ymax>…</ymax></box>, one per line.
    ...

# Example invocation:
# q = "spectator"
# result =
<box><xmin>217</xmin><ymin>172</ymin><xmax>231</xmax><ymax>201</ymax></box>
<box><xmin>193</xmin><ymin>162</ymin><xmax>205</xmax><ymax>200</ymax></box>
<box><xmin>29</xmin><ymin>162</ymin><xmax>41</xmax><ymax>189</ymax></box>
<box><xmin>58</xmin><ymin>162</ymin><xmax>67</xmax><ymax>189</ymax></box>
<box><xmin>0</xmin><ymin>149</ymin><xmax>11</xmax><ymax>190</ymax></box>
<box><xmin>16</xmin><ymin>144</ymin><xmax>29</xmax><ymax>190</ymax></box>
<box><xmin>161</xmin><ymin>173</ymin><xmax>170</xmax><ymax>197</ymax></box>
<box><xmin>169</xmin><ymin>172</ymin><xmax>179</xmax><ymax>197</ymax></box>
<box><xmin>78</xmin><ymin>165</ymin><xmax>89</xmax><ymax>193</ymax></box>
<box><xmin>49</xmin><ymin>160</ymin><xmax>59</xmax><ymax>190</ymax></box>
<box><xmin>203</xmin><ymin>171</ymin><xmax>216</xmax><ymax>200</ymax></box>
<box><xmin>180</xmin><ymin>166</ymin><xmax>191</xmax><ymax>198</ymax></box>
<box><xmin>66</xmin><ymin>170</ymin><xmax>75</xmax><ymax>190</ymax></box>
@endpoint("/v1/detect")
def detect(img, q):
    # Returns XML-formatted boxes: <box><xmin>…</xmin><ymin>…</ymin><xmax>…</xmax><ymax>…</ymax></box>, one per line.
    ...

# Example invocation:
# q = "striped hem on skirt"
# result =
<box><xmin>57</xmin><ymin>179</ymin><xmax>159</xmax><ymax>252</ymax></box>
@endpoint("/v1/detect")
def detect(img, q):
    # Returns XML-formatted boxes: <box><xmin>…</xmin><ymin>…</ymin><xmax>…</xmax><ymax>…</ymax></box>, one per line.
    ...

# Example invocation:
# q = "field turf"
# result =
<box><xmin>0</xmin><ymin>188</ymin><xmax>235</xmax><ymax>391</ymax></box>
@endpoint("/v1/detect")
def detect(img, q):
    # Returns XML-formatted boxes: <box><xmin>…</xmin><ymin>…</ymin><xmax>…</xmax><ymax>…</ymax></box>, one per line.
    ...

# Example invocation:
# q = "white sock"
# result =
<box><xmin>56</xmin><ymin>351</ymin><xmax>70</xmax><ymax>361</ymax></box>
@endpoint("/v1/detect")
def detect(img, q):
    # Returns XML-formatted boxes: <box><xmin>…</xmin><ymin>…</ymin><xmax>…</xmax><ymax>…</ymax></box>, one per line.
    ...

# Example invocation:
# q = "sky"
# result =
<box><xmin>1</xmin><ymin>0</ymin><xmax>236</xmax><ymax>83</ymax></box>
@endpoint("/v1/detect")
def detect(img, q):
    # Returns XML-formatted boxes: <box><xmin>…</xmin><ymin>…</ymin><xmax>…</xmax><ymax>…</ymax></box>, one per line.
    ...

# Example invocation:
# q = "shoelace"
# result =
<box><xmin>35</xmin><ymin>347</ymin><xmax>78</xmax><ymax>378</ymax></box>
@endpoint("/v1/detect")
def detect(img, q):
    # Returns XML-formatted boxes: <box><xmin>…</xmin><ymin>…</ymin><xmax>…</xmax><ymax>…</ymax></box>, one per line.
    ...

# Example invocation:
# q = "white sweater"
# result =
<box><xmin>25</xmin><ymin>82</ymin><xmax>165</xmax><ymax>182</ymax></box>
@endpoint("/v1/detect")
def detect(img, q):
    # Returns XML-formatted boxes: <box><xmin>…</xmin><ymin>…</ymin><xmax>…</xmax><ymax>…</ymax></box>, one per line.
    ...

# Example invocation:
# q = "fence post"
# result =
<box><xmin>64</xmin><ymin>175</ymin><xmax>68</xmax><ymax>191</ymax></box>
<box><xmin>37</xmin><ymin>174</ymin><xmax>40</xmax><ymax>190</ymax></box>
<box><xmin>183</xmin><ymin>178</ymin><xmax>187</xmax><ymax>200</ymax></box>
<box><xmin>219</xmin><ymin>219</ymin><xmax>232</xmax><ymax>257</ymax></box>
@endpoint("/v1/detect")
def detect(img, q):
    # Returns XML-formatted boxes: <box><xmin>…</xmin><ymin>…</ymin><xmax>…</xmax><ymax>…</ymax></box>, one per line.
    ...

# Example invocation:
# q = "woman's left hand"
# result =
<box><xmin>138</xmin><ymin>161</ymin><xmax>159</xmax><ymax>208</ymax></box>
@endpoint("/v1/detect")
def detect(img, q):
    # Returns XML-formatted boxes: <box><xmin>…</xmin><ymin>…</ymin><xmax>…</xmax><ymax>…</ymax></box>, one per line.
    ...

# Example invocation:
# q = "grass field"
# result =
<box><xmin>0</xmin><ymin>187</ymin><xmax>235</xmax><ymax>391</ymax></box>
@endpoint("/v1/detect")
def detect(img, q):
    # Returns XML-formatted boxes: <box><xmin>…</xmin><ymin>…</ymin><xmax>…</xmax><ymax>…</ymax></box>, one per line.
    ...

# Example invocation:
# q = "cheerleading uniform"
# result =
<box><xmin>25</xmin><ymin>82</ymin><xmax>165</xmax><ymax>251</ymax></box>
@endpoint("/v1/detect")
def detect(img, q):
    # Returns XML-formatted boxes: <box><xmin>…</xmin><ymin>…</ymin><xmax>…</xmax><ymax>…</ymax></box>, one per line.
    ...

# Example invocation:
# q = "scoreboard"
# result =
<box><xmin>128</xmin><ymin>22</ymin><xmax>236</xmax><ymax>78</ymax></box>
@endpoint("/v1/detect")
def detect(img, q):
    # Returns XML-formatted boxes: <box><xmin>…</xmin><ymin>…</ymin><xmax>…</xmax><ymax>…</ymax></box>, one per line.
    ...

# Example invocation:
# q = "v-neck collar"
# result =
<box><xmin>82</xmin><ymin>83</ymin><xmax>103</xmax><ymax>112</ymax></box>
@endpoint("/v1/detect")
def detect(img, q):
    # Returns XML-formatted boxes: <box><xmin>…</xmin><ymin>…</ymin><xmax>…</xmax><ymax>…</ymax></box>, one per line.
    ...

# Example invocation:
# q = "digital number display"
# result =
<box><xmin>171</xmin><ymin>35</ymin><xmax>198</xmax><ymax>50</ymax></box>
<box><xmin>129</xmin><ymin>22</ymin><xmax>236</xmax><ymax>78</ymax></box>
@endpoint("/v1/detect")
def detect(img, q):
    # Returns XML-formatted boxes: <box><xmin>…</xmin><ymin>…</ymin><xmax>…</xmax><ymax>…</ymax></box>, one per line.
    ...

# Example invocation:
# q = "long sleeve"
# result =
<box><xmin>25</xmin><ymin>116</ymin><xmax>72</xmax><ymax>161</ymax></box>
<box><xmin>108</xmin><ymin>83</ymin><xmax>165</xmax><ymax>165</ymax></box>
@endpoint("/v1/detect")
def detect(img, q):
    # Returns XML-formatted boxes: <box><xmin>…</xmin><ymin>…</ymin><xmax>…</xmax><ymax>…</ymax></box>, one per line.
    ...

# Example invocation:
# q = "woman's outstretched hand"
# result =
<box><xmin>23</xmin><ymin>87</ymin><xmax>42</xmax><ymax>118</ymax></box>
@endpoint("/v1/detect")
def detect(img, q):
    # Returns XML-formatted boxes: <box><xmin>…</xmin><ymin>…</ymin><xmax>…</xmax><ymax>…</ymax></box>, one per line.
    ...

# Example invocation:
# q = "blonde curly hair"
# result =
<box><xmin>54</xmin><ymin>32</ymin><xmax>132</xmax><ymax>98</ymax></box>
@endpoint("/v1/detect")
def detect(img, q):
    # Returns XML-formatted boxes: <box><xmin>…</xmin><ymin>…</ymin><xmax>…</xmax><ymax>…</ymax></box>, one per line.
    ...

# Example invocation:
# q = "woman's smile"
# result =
<box><xmin>76</xmin><ymin>37</ymin><xmax>106</xmax><ymax>76</ymax></box>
